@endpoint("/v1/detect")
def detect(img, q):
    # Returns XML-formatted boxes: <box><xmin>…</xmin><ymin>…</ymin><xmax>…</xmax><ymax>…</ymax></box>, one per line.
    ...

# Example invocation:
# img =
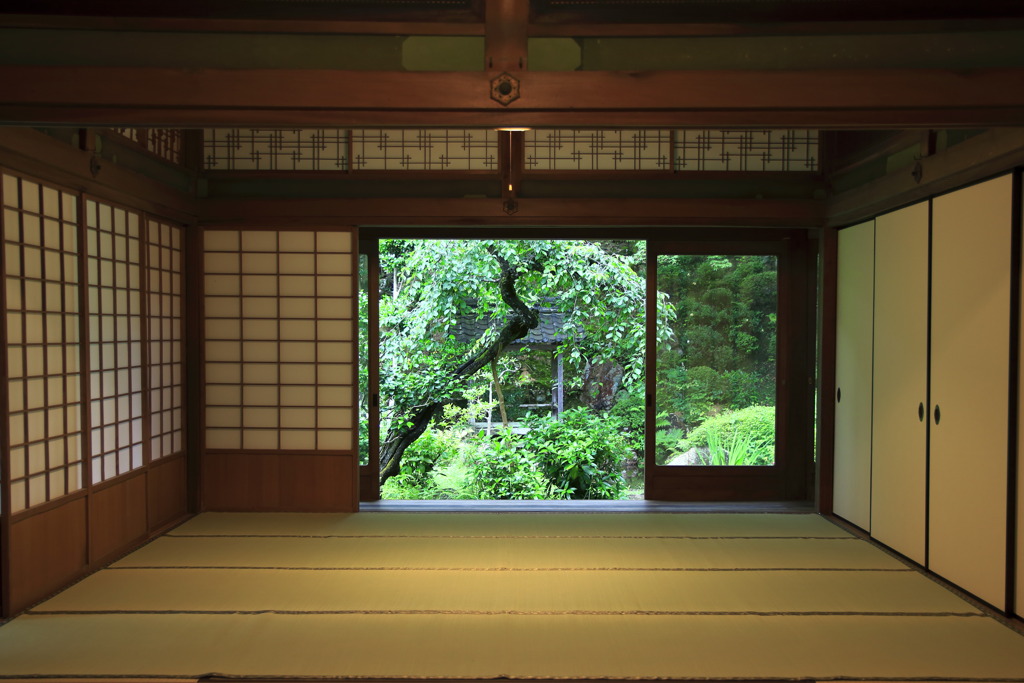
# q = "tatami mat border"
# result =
<box><xmin>163</xmin><ymin>535</ymin><xmax>861</xmax><ymax>540</ymax></box>
<box><xmin>4</xmin><ymin>677</ymin><xmax>1024</xmax><ymax>682</ymax></box>
<box><xmin>24</xmin><ymin>609</ymin><xmax>987</xmax><ymax>617</ymax></box>
<box><xmin>104</xmin><ymin>566</ymin><xmax>915</xmax><ymax>572</ymax></box>
<box><xmin>5</xmin><ymin>676</ymin><xmax>1016</xmax><ymax>682</ymax></box>
<box><xmin>198</xmin><ymin>678</ymin><xmax>1024</xmax><ymax>683</ymax></box>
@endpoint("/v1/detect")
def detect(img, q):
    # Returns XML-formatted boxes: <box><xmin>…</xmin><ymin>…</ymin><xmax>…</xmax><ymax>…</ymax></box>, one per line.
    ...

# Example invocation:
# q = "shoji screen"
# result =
<box><xmin>2</xmin><ymin>170</ymin><xmax>189</xmax><ymax>615</ymax></box>
<box><xmin>85</xmin><ymin>200</ymin><xmax>144</xmax><ymax>484</ymax></box>
<box><xmin>833</xmin><ymin>220</ymin><xmax>874</xmax><ymax>530</ymax></box>
<box><xmin>203</xmin><ymin>229</ymin><xmax>358</xmax><ymax>510</ymax></box>
<box><xmin>146</xmin><ymin>219</ymin><xmax>183</xmax><ymax>460</ymax></box>
<box><xmin>3</xmin><ymin>174</ymin><xmax>84</xmax><ymax>513</ymax></box>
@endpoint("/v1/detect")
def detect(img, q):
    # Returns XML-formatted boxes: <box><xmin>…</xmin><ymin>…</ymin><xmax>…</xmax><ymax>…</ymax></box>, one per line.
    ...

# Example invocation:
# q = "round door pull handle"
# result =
<box><xmin>918</xmin><ymin>403</ymin><xmax>924</xmax><ymax>421</ymax></box>
<box><xmin>934</xmin><ymin>405</ymin><xmax>941</xmax><ymax>425</ymax></box>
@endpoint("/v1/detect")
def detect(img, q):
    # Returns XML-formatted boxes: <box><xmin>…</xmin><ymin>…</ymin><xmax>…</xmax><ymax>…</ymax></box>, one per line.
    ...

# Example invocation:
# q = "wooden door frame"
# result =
<box><xmin>359</xmin><ymin>225</ymin><xmax>818</xmax><ymax>504</ymax></box>
<box><xmin>645</xmin><ymin>229</ymin><xmax>817</xmax><ymax>502</ymax></box>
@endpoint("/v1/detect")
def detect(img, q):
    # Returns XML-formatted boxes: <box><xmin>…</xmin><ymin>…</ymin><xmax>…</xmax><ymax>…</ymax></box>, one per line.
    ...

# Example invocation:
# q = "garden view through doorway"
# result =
<box><xmin>359</xmin><ymin>239</ymin><xmax>779</xmax><ymax>501</ymax></box>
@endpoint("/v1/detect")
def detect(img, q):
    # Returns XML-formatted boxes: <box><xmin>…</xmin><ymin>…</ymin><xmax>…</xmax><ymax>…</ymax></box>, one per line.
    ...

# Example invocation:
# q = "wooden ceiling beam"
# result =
<box><xmin>0</xmin><ymin>15</ymin><xmax>486</xmax><ymax>35</ymax></box>
<box><xmin>1</xmin><ymin>66</ymin><xmax>1023</xmax><ymax>128</ymax></box>
<box><xmin>3</xmin><ymin>14</ymin><xmax>1023</xmax><ymax>37</ymax></box>
<box><xmin>827</xmin><ymin>127</ymin><xmax>1024</xmax><ymax>226</ymax></box>
<box><xmin>527</xmin><ymin>18</ymin><xmax>1024</xmax><ymax>37</ymax></box>
<box><xmin>200</xmin><ymin>196</ymin><xmax>824</xmax><ymax>227</ymax></box>
<box><xmin>4</xmin><ymin>107</ymin><xmax>1021</xmax><ymax>130</ymax></box>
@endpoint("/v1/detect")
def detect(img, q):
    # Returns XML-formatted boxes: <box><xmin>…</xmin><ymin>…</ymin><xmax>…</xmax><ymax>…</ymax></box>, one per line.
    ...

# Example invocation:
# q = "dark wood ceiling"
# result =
<box><xmin>2</xmin><ymin>0</ymin><xmax>1022</xmax><ymax>23</ymax></box>
<box><xmin>531</xmin><ymin>0</ymin><xmax>1024</xmax><ymax>24</ymax></box>
<box><xmin>0</xmin><ymin>0</ymin><xmax>484</xmax><ymax>22</ymax></box>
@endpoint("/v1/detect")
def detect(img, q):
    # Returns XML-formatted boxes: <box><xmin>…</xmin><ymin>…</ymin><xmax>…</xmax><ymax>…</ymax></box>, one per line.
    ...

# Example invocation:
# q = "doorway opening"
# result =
<box><xmin>361</xmin><ymin>237</ymin><xmax>648</xmax><ymax>501</ymax></box>
<box><xmin>359</xmin><ymin>228</ymin><xmax>816</xmax><ymax>504</ymax></box>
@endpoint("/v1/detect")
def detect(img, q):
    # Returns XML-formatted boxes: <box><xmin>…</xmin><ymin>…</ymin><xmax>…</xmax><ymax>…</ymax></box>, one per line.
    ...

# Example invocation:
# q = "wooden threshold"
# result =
<box><xmin>357</xmin><ymin>499</ymin><xmax>816</xmax><ymax>513</ymax></box>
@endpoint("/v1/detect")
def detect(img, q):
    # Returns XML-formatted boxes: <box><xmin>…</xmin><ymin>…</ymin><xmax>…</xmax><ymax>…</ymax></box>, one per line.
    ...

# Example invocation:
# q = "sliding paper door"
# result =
<box><xmin>870</xmin><ymin>202</ymin><xmax>928</xmax><ymax>565</ymax></box>
<box><xmin>930</xmin><ymin>174</ymin><xmax>1013</xmax><ymax>608</ymax></box>
<box><xmin>833</xmin><ymin>221</ymin><xmax>874</xmax><ymax>530</ymax></box>
<box><xmin>202</xmin><ymin>228</ymin><xmax>359</xmax><ymax>511</ymax></box>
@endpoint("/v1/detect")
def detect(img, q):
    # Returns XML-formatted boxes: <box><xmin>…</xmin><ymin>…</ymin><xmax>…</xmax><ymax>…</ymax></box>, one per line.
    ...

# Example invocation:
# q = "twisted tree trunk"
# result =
<box><xmin>379</xmin><ymin>249</ymin><xmax>539</xmax><ymax>484</ymax></box>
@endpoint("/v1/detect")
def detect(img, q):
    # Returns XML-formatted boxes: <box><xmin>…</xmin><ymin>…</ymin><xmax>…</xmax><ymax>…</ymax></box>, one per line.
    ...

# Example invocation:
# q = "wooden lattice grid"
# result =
<box><xmin>2</xmin><ymin>173</ymin><xmax>85</xmax><ymax>512</ymax></box>
<box><xmin>203</xmin><ymin>229</ymin><xmax>357</xmax><ymax>452</ymax></box>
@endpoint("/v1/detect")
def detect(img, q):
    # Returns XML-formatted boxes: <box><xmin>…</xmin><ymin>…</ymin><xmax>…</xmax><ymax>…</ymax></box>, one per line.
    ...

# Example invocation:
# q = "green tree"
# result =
<box><xmin>656</xmin><ymin>254</ymin><xmax>777</xmax><ymax>429</ymax></box>
<box><xmin>377</xmin><ymin>239</ymin><xmax>669</xmax><ymax>485</ymax></box>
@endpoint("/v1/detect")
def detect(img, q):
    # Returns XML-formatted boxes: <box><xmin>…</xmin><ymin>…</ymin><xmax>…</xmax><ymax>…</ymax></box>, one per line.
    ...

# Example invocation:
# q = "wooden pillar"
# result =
<box><xmin>817</xmin><ymin>225</ymin><xmax>838</xmax><ymax>515</ymax></box>
<box><xmin>184</xmin><ymin>222</ymin><xmax>203</xmax><ymax>512</ymax></box>
<box><xmin>361</xmin><ymin>241</ymin><xmax>382</xmax><ymax>503</ymax></box>
<box><xmin>0</xmin><ymin>170</ymin><xmax>11</xmax><ymax>617</ymax></box>
<box><xmin>499</xmin><ymin>130</ymin><xmax>525</xmax><ymax>214</ymax></box>
<box><xmin>485</xmin><ymin>0</ymin><xmax>528</xmax><ymax>72</ymax></box>
<box><xmin>486</xmin><ymin>0</ymin><xmax>529</xmax><ymax>213</ymax></box>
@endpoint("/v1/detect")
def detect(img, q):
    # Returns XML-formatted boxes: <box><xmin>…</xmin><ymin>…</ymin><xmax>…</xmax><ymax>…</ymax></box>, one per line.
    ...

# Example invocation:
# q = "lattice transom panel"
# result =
<box><xmin>111</xmin><ymin>128</ymin><xmax>184</xmax><ymax>166</ymax></box>
<box><xmin>204</xmin><ymin>128</ymin><xmax>818</xmax><ymax>173</ymax></box>
<box><xmin>674</xmin><ymin>129</ymin><xmax>819</xmax><ymax>172</ymax></box>
<box><xmin>525</xmin><ymin>129</ymin><xmax>673</xmax><ymax>171</ymax></box>
<box><xmin>351</xmin><ymin>129</ymin><xmax>497</xmax><ymax>170</ymax></box>
<box><xmin>204</xmin><ymin>129</ymin><xmax>350</xmax><ymax>172</ymax></box>
<box><xmin>3</xmin><ymin>174</ymin><xmax>84</xmax><ymax>513</ymax></box>
<box><xmin>203</xmin><ymin>129</ymin><xmax>499</xmax><ymax>172</ymax></box>
<box><xmin>204</xmin><ymin>229</ymin><xmax>357</xmax><ymax>451</ymax></box>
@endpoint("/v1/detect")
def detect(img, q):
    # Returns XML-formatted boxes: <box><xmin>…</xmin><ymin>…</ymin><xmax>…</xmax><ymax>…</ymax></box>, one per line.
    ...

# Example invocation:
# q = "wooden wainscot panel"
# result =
<box><xmin>203</xmin><ymin>452</ymin><xmax>279</xmax><ymax>511</ymax></box>
<box><xmin>278</xmin><ymin>454</ymin><xmax>357</xmax><ymax>512</ymax></box>
<box><xmin>9</xmin><ymin>496</ymin><xmax>88</xmax><ymax>613</ymax></box>
<box><xmin>88</xmin><ymin>473</ymin><xmax>148</xmax><ymax>565</ymax></box>
<box><xmin>148</xmin><ymin>455</ymin><xmax>189</xmax><ymax>531</ymax></box>
<box><xmin>203</xmin><ymin>452</ymin><xmax>356</xmax><ymax>512</ymax></box>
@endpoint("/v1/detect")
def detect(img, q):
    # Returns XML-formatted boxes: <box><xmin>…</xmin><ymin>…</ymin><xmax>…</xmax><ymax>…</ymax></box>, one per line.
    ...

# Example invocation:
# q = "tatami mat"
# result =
<box><xmin>3</xmin><ymin>613</ymin><xmax>1024</xmax><ymax>679</ymax></box>
<box><xmin>35</xmin><ymin>567</ymin><xmax>977</xmax><ymax>615</ymax></box>
<box><xmin>113</xmin><ymin>536</ymin><xmax>900</xmax><ymax>570</ymax></box>
<box><xmin>2</xmin><ymin>512</ymin><xmax>1022</xmax><ymax>681</ymax></box>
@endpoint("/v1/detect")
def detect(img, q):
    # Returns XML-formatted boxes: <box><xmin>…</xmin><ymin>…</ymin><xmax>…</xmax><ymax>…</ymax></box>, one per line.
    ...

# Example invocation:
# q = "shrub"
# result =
<box><xmin>609</xmin><ymin>389</ymin><xmax>645</xmax><ymax>455</ymax></box>
<box><xmin>654</xmin><ymin>418</ymin><xmax>687</xmax><ymax>466</ymax></box>
<box><xmin>469</xmin><ymin>431</ymin><xmax>549</xmax><ymax>500</ymax></box>
<box><xmin>382</xmin><ymin>424</ymin><xmax>477</xmax><ymax>500</ymax></box>
<box><xmin>684</xmin><ymin>405</ymin><xmax>775</xmax><ymax>466</ymax></box>
<box><xmin>430</xmin><ymin>456</ymin><xmax>479</xmax><ymax>500</ymax></box>
<box><xmin>520</xmin><ymin>407</ymin><xmax>628</xmax><ymax>500</ymax></box>
<box><xmin>380</xmin><ymin>473</ymin><xmax>440</xmax><ymax>500</ymax></box>
<box><xmin>401</xmin><ymin>427</ymin><xmax>461</xmax><ymax>480</ymax></box>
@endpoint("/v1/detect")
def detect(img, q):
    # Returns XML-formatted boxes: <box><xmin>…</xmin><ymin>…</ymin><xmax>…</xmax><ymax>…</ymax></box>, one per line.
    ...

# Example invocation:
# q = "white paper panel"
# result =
<box><xmin>871</xmin><ymin>202</ymin><xmax>929</xmax><ymax>566</ymax></box>
<box><xmin>833</xmin><ymin>221</ymin><xmax>875</xmax><ymax>531</ymax></box>
<box><xmin>202</xmin><ymin>228</ymin><xmax>357</xmax><ymax>452</ymax></box>
<box><xmin>930</xmin><ymin>175</ymin><xmax>1012</xmax><ymax>608</ymax></box>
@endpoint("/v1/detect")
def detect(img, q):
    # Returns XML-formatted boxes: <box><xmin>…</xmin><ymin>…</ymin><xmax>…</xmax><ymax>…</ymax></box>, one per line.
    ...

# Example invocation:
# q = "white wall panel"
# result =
<box><xmin>834</xmin><ymin>221</ymin><xmax>874</xmax><ymax>530</ymax></box>
<box><xmin>931</xmin><ymin>174</ymin><xmax>1013</xmax><ymax>608</ymax></box>
<box><xmin>871</xmin><ymin>202</ymin><xmax>929</xmax><ymax>565</ymax></box>
<box><xmin>1019</xmin><ymin>173</ymin><xmax>1024</xmax><ymax>618</ymax></box>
